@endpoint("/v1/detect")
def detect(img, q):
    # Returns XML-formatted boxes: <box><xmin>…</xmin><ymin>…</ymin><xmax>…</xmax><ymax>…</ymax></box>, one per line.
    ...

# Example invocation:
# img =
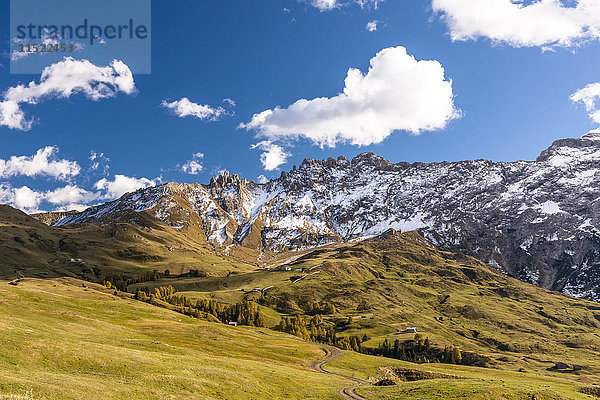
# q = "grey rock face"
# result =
<box><xmin>39</xmin><ymin>130</ymin><xmax>600</xmax><ymax>300</ymax></box>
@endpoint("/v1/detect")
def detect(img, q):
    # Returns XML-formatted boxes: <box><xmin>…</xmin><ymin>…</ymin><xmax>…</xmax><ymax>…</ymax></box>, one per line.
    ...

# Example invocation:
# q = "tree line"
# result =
<box><xmin>133</xmin><ymin>285</ymin><xmax>266</xmax><ymax>327</ymax></box>
<box><xmin>103</xmin><ymin>271</ymin><xmax>172</xmax><ymax>291</ymax></box>
<box><xmin>103</xmin><ymin>269</ymin><xmax>207</xmax><ymax>291</ymax></box>
<box><xmin>364</xmin><ymin>334</ymin><xmax>462</xmax><ymax>364</ymax></box>
<box><xmin>276</xmin><ymin>314</ymin><xmax>487</xmax><ymax>367</ymax></box>
<box><xmin>277</xmin><ymin>314</ymin><xmax>366</xmax><ymax>351</ymax></box>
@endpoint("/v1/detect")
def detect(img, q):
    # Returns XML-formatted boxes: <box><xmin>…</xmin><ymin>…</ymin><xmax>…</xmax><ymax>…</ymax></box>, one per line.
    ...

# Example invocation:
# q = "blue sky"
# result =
<box><xmin>1</xmin><ymin>0</ymin><xmax>600</xmax><ymax>212</ymax></box>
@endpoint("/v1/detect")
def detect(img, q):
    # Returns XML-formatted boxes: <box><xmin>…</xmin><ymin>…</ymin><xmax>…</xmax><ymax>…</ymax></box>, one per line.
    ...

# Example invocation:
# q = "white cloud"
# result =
<box><xmin>45</xmin><ymin>185</ymin><xmax>98</xmax><ymax>205</ymax></box>
<box><xmin>251</xmin><ymin>141</ymin><xmax>290</xmax><ymax>171</ymax></box>
<box><xmin>432</xmin><ymin>0</ymin><xmax>600</xmax><ymax>48</ymax></box>
<box><xmin>223</xmin><ymin>98</ymin><xmax>237</xmax><ymax>107</ymax></box>
<box><xmin>357</xmin><ymin>0</ymin><xmax>382</xmax><ymax>8</ymax></box>
<box><xmin>307</xmin><ymin>0</ymin><xmax>381</xmax><ymax>11</ymax></box>
<box><xmin>0</xmin><ymin>148</ymin><xmax>155</xmax><ymax>211</ymax></box>
<box><xmin>312</xmin><ymin>0</ymin><xmax>339</xmax><ymax>11</ymax></box>
<box><xmin>162</xmin><ymin>97</ymin><xmax>229</xmax><ymax>121</ymax></box>
<box><xmin>1</xmin><ymin>185</ymin><xmax>35</xmax><ymax>212</ymax></box>
<box><xmin>241</xmin><ymin>46</ymin><xmax>458</xmax><ymax>148</ymax></box>
<box><xmin>94</xmin><ymin>174</ymin><xmax>158</xmax><ymax>199</ymax></box>
<box><xmin>182</xmin><ymin>161</ymin><xmax>203</xmax><ymax>175</ymax></box>
<box><xmin>0</xmin><ymin>100</ymin><xmax>29</xmax><ymax>131</ymax></box>
<box><xmin>52</xmin><ymin>203</ymin><xmax>91</xmax><ymax>212</ymax></box>
<box><xmin>181</xmin><ymin>152</ymin><xmax>205</xmax><ymax>175</ymax></box>
<box><xmin>0</xmin><ymin>183</ymin><xmax>95</xmax><ymax>212</ymax></box>
<box><xmin>12</xmin><ymin>186</ymin><xmax>43</xmax><ymax>210</ymax></box>
<box><xmin>0</xmin><ymin>57</ymin><xmax>135</xmax><ymax>131</ymax></box>
<box><xmin>571</xmin><ymin>82</ymin><xmax>600</xmax><ymax>124</ymax></box>
<box><xmin>0</xmin><ymin>173</ymin><xmax>156</xmax><ymax>212</ymax></box>
<box><xmin>89</xmin><ymin>151</ymin><xmax>110</xmax><ymax>175</ymax></box>
<box><xmin>0</xmin><ymin>146</ymin><xmax>80</xmax><ymax>180</ymax></box>
<box><xmin>366</xmin><ymin>20</ymin><xmax>379</xmax><ymax>32</ymax></box>
<box><xmin>257</xmin><ymin>175</ymin><xmax>269</xmax><ymax>184</ymax></box>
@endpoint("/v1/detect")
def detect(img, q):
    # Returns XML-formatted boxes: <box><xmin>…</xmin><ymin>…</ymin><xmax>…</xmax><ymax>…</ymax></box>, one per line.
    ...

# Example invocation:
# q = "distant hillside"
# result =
<box><xmin>129</xmin><ymin>229</ymin><xmax>600</xmax><ymax>376</ymax></box>
<box><xmin>31</xmin><ymin>210</ymin><xmax>79</xmax><ymax>226</ymax></box>
<box><xmin>0</xmin><ymin>204</ymin><xmax>261</xmax><ymax>280</ymax></box>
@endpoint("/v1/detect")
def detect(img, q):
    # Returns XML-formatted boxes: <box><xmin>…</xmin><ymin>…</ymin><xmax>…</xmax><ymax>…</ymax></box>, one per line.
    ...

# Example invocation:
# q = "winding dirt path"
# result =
<box><xmin>252</xmin><ymin>330</ymin><xmax>370</xmax><ymax>399</ymax></box>
<box><xmin>308</xmin><ymin>344</ymin><xmax>369</xmax><ymax>400</ymax></box>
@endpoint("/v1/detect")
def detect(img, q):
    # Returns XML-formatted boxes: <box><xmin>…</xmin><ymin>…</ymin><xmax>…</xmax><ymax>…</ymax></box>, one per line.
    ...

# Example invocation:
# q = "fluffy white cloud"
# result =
<box><xmin>241</xmin><ymin>46</ymin><xmax>458</xmax><ymax>147</ymax></box>
<box><xmin>162</xmin><ymin>97</ymin><xmax>229</xmax><ymax>121</ymax></box>
<box><xmin>571</xmin><ymin>82</ymin><xmax>600</xmax><ymax>124</ymax></box>
<box><xmin>0</xmin><ymin>183</ymin><xmax>95</xmax><ymax>212</ymax></box>
<box><xmin>0</xmin><ymin>146</ymin><xmax>80</xmax><ymax>180</ymax></box>
<box><xmin>0</xmin><ymin>147</ymin><xmax>156</xmax><ymax>211</ymax></box>
<box><xmin>0</xmin><ymin>173</ymin><xmax>156</xmax><ymax>212</ymax></box>
<box><xmin>181</xmin><ymin>152</ymin><xmax>204</xmax><ymax>175</ymax></box>
<box><xmin>0</xmin><ymin>101</ymin><xmax>29</xmax><ymax>131</ymax></box>
<box><xmin>432</xmin><ymin>0</ymin><xmax>600</xmax><ymax>48</ymax></box>
<box><xmin>2</xmin><ymin>185</ymin><xmax>34</xmax><ymax>212</ymax></box>
<box><xmin>12</xmin><ymin>186</ymin><xmax>43</xmax><ymax>210</ymax></box>
<box><xmin>366</xmin><ymin>21</ymin><xmax>379</xmax><ymax>32</ymax></box>
<box><xmin>94</xmin><ymin>174</ymin><xmax>157</xmax><ymax>199</ymax></box>
<box><xmin>45</xmin><ymin>185</ymin><xmax>98</xmax><ymax>205</ymax></box>
<box><xmin>0</xmin><ymin>57</ymin><xmax>135</xmax><ymax>131</ymax></box>
<box><xmin>251</xmin><ymin>141</ymin><xmax>290</xmax><ymax>171</ymax></box>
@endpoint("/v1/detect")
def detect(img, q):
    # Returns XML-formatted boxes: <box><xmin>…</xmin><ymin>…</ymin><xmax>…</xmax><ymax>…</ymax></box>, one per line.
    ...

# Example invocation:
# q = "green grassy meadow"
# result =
<box><xmin>0</xmin><ymin>278</ymin><xmax>349</xmax><ymax>400</ymax></box>
<box><xmin>1</xmin><ymin>278</ymin><xmax>600</xmax><ymax>400</ymax></box>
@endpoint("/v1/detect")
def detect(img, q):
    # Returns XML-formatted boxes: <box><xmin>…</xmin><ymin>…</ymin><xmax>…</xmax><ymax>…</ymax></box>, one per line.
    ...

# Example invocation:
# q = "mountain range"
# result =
<box><xmin>32</xmin><ymin>130</ymin><xmax>600</xmax><ymax>301</ymax></box>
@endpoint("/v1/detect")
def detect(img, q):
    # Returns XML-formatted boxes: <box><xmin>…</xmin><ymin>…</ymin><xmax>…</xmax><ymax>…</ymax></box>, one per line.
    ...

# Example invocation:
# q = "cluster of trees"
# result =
<box><xmin>102</xmin><ymin>280</ymin><xmax>119</xmax><ymax>295</ymax></box>
<box><xmin>134</xmin><ymin>284</ymin><xmax>177</xmax><ymax>301</ymax></box>
<box><xmin>277</xmin><ymin>314</ymin><xmax>366</xmax><ymax>351</ymax></box>
<box><xmin>441</xmin><ymin>345</ymin><xmax>463</xmax><ymax>364</ymax></box>
<box><xmin>364</xmin><ymin>334</ymin><xmax>463</xmax><ymax>364</ymax></box>
<box><xmin>103</xmin><ymin>269</ymin><xmax>208</xmax><ymax>292</ymax></box>
<box><xmin>305</xmin><ymin>300</ymin><xmax>337</xmax><ymax>315</ymax></box>
<box><xmin>275</xmin><ymin>315</ymin><xmax>469</xmax><ymax>366</ymax></box>
<box><xmin>276</xmin><ymin>315</ymin><xmax>481</xmax><ymax>366</ymax></box>
<box><xmin>134</xmin><ymin>286</ymin><xmax>266</xmax><ymax>327</ymax></box>
<box><xmin>103</xmin><ymin>270</ymin><xmax>172</xmax><ymax>291</ymax></box>
<box><xmin>186</xmin><ymin>269</ymin><xmax>207</xmax><ymax>278</ymax></box>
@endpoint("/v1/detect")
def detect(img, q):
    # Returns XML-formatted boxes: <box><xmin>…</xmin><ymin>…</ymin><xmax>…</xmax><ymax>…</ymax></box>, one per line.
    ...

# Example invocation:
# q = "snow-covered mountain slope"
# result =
<box><xmin>37</xmin><ymin>130</ymin><xmax>600</xmax><ymax>300</ymax></box>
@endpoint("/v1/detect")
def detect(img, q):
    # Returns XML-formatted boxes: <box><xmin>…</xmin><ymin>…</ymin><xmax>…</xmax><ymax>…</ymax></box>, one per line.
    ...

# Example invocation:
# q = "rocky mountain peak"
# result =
<box><xmin>582</xmin><ymin>129</ymin><xmax>600</xmax><ymax>140</ymax></box>
<box><xmin>298</xmin><ymin>157</ymin><xmax>321</xmax><ymax>170</ymax></box>
<box><xmin>296</xmin><ymin>155</ymin><xmax>352</xmax><ymax>172</ymax></box>
<box><xmin>209</xmin><ymin>171</ymin><xmax>247</xmax><ymax>190</ymax></box>
<box><xmin>536</xmin><ymin>130</ymin><xmax>600</xmax><ymax>164</ymax></box>
<box><xmin>351</xmin><ymin>152</ymin><xmax>392</xmax><ymax>169</ymax></box>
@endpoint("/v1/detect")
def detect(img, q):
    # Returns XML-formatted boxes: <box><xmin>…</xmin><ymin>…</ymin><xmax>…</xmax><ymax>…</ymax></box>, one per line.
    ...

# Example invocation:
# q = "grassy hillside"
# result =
<box><xmin>4</xmin><ymin>205</ymin><xmax>600</xmax><ymax>398</ymax></box>
<box><xmin>329</xmin><ymin>351</ymin><xmax>600</xmax><ymax>400</ymax></box>
<box><xmin>0</xmin><ymin>278</ymin><xmax>349</xmax><ymax>399</ymax></box>
<box><xmin>130</xmin><ymin>230</ymin><xmax>600</xmax><ymax>375</ymax></box>
<box><xmin>1</xmin><ymin>278</ymin><xmax>599</xmax><ymax>400</ymax></box>
<box><xmin>0</xmin><ymin>205</ymin><xmax>268</xmax><ymax>280</ymax></box>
